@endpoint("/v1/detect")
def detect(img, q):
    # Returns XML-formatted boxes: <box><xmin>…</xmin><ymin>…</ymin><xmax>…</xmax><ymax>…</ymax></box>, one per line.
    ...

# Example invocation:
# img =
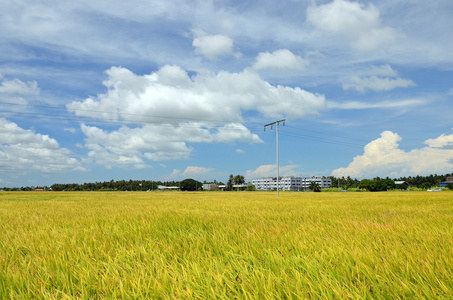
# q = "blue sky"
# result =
<box><xmin>1</xmin><ymin>0</ymin><xmax>452</xmax><ymax>187</ymax></box>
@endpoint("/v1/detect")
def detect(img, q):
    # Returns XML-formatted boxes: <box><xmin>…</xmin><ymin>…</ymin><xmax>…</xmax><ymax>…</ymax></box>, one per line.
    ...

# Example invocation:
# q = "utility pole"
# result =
<box><xmin>264</xmin><ymin>119</ymin><xmax>286</xmax><ymax>197</ymax></box>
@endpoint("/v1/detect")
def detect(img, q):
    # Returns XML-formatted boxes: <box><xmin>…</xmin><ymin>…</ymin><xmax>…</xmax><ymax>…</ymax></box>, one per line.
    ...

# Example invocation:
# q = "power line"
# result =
<box><xmin>285</xmin><ymin>124</ymin><xmax>371</xmax><ymax>143</ymax></box>
<box><xmin>0</xmin><ymin>100</ymin><xmax>255</xmax><ymax>126</ymax></box>
<box><xmin>1</xmin><ymin>100</ymin><xmax>452</xmax><ymax>160</ymax></box>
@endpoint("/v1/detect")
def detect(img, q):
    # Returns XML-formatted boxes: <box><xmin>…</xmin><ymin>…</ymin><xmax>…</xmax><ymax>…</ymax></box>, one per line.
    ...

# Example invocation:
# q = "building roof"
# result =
<box><xmin>157</xmin><ymin>185</ymin><xmax>179</xmax><ymax>190</ymax></box>
<box><xmin>395</xmin><ymin>181</ymin><xmax>408</xmax><ymax>185</ymax></box>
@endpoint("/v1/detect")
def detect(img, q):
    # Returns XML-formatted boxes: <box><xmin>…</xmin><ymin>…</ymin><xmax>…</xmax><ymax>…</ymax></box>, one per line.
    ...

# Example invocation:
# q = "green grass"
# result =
<box><xmin>0</xmin><ymin>191</ymin><xmax>452</xmax><ymax>299</ymax></box>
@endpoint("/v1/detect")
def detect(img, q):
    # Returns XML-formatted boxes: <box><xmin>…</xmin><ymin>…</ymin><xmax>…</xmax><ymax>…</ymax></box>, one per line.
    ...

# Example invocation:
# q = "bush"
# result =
<box><xmin>419</xmin><ymin>182</ymin><xmax>432</xmax><ymax>190</ymax></box>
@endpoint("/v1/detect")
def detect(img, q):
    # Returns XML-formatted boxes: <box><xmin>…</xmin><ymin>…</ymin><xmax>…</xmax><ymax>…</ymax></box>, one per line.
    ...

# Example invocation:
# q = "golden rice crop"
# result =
<box><xmin>0</xmin><ymin>191</ymin><xmax>452</xmax><ymax>299</ymax></box>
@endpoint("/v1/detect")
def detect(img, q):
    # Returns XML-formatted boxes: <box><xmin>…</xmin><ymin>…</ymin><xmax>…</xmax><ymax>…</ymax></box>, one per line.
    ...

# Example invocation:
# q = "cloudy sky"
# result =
<box><xmin>1</xmin><ymin>0</ymin><xmax>452</xmax><ymax>187</ymax></box>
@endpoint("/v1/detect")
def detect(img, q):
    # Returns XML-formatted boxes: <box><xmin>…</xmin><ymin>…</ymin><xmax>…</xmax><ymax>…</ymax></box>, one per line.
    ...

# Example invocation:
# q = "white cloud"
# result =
<box><xmin>331</xmin><ymin>131</ymin><xmax>453</xmax><ymax>178</ymax></box>
<box><xmin>245</xmin><ymin>164</ymin><xmax>299</xmax><ymax>181</ymax></box>
<box><xmin>68</xmin><ymin>65</ymin><xmax>326</xmax><ymax>122</ymax></box>
<box><xmin>183</xmin><ymin>166</ymin><xmax>214</xmax><ymax>175</ymax></box>
<box><xmin>192</xmin><ymin>31</ymin><xmax>241</xmax><ymax>60</ymax></box>
<box><xmin>214</xmin><ymin>123</ymin><xmax>263</xmax><ymax>144</ymax></box>
<box><xmin>168</xmin><ymin>169</ymin><xmax>182</xmax><ymax>179</ymax></box>
<box><xmin>0</xmin><ymin>76</ymin><xmax>39</xmax><ymax>95</ymax></box>
<box><xmin>0</xmin><ymin>97</ymin><xmax>28</xmax><ymax>106</ymax></box>
<box><xmin>252</xmin><ymin>49</ymin><xmax>307</xmax><ymax>70</ymax></box>
<box><xmin>80</xmin><ymin>122</ymin><xmax>261</xmax><ymax>168</ymax></box>
<box><xmin>64</xmin><ymin>128</ymin><xmax>77</xmax><ymax>133</ymax></box>
<box><xmin>167</xmin><ymin>166</ymin><xmax>214</xmax><ymax>180</ymax></box>
<box><xmin>343</xmin><ymin>65</ymin><xmax>415</xmax><ymax>92</ymax></box>
<box><xmin>327</xmin><ymin>98</ymin><xmax>425</xmax><ymax>110</ymax></box>
<box><xmin>307</xmin><ymin>0</ymin><xmax>399</xmax><ymax>51</ymax></box>
<box><xmin>0</xmin><ymin>118</ymin><xmax>84</xmax><ymax>174</ymax></box>
<box><xmin>425</xmin><ymin>134</ymin><xmax>453</xmax><ymax>148</ymax></box>
<box><xmin>343</xmin><ymin>76</ymin><xmax>415</xmax><ymax>93</ymax></box>
<box><xmin>368</xmin><ymin>64</ymin><xmax>399</xmax><ymax>77</ymax></box>
<box><xmin>66</xmin><ymin>65</ymin><xmax>326</xmax><ymax>167</ymax></box>
<box><xmin>81</xmin><ymin>124</ymin><xmax>193</xmax><ymax>168</ymax></box>
<box><xmin>236</xmin><ymin>149</ymin><xmax>245</xmax><ymax>154</ymax></box>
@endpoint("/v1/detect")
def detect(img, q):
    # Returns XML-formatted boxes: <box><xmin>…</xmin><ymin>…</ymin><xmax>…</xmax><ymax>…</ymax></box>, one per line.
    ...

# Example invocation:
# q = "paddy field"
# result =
<box><xmin>1</xmin><ymin>191</ymin><xmax>452</xmax><ymax>299</ymax></box>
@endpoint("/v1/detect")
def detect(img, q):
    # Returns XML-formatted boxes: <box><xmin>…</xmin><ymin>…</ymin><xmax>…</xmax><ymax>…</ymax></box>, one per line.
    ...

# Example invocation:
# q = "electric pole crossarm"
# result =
<box><xmin>264</xmin><ymin>119</ymin><xmax>286</xmax><ymax>129</ymax></box>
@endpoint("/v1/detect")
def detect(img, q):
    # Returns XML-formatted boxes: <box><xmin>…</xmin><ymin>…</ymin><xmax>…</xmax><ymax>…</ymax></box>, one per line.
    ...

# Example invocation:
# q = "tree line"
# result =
<box><xmin>50</xmin><ymin>180</ymin><xmax>180</xmax><ymax>191</ymax></box>
<box><xmin>327</xmin><ymin>173</ymin><xmax>452</xmax><ymax>190</ymax></box>
<box><xmin>1</xmin><ymin>173</ymin><xmax>451</xmax><ymax>192</ymax></box>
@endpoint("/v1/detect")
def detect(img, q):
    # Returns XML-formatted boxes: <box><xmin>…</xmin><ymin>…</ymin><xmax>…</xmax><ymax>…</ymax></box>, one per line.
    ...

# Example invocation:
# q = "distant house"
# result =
<box><xmin>157</xmin><ymin>185</ymin><xmax>180</xmax><ymax>191</ymax></box>
<box><xmin>202</xmin><ymin>184</ymin><xmax>219</xmax><ymax>191</ymax></box>
<box><xmin>252</xmin><ymin>176</ymin><xmax>332</xmax><ymax>191</ymax></box>
<box><xmin>232</xmin><ymin>184</ymin><xmax>248</xmax><ymax>191</ymax></box>
<box><xmin>395</xmin><ymin>181</ymin><xmax>409</xmax><ymax>190</ymax></box>
<box><xmin>440</xmin><ymin>177</ymin><xmax>453</xmax><ymax>188</ymax></box>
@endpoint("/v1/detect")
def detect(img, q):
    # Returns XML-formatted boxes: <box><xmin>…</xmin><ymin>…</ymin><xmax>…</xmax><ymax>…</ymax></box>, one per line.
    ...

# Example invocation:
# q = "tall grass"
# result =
<box><xmin>0</xmin><ymin>191</ymin><xmax>452</xmax><ymax>299</ymax></box>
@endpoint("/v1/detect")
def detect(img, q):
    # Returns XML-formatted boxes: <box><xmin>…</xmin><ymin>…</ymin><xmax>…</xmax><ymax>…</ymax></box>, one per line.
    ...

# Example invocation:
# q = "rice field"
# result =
<box><xmin>0</xmin><ymin>191</ymin><xmax>452</xmax><ymax>299</ymax></box>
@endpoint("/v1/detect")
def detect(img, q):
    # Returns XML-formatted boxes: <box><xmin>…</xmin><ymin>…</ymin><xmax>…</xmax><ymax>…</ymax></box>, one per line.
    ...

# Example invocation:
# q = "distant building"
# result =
<box><xmin>252</xmin><ymin>176</ymin><xmax>332</xmax><ymax>191</ymax></box>
<box><xmin>395</xmin><ymin>181</ymin><xmax>409</xmax><ymax>189</ymax></box>
<box><xmin>232</xmin><ymin>184</ymin><xmax>248</xmax><ymax>190</ymax></box>
<box><xmin>440</xmin><ymin>177</ymin><xmax>453</xmax><ymax>188</ymax></box>
<box><xmin>157</xmin><ymin>185</ymin><xmax>180</xmax><ymax>191</ymax></box>
<box><xmin>202</xmin><ymin>184</ymin><xmax>218</xmax><ymax>191</ymax></box>
<box><xmin>204</xmin><ymin>184</ymin><xmax>247</xmax><ymax>191</ymax></box>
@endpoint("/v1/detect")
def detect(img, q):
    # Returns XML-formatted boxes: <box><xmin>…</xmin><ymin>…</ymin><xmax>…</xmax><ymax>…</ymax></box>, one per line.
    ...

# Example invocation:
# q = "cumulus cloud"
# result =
<box><xmin>214</xmin><ymin>123</ymin><xmax>263</xmax><ymax>144</ymax></box>
<box><xmin>331</xmin><ymin>131</ymin><xmax>453</xmax><ymax>178</ymax></box>
<box><xmin>343</xmin><ymin>65</ymin><xmax>415</xmax><ymax>92</ymax></box>
<box><xmin>67</xmin><ymin>65</ymin><xmax>326</xmax><ymax>167</ymax></box>
<box><xmin>307</xmin><ymin>0</ymin><xmax>399</xmax><ymax>51</ymax></box>
<box><xmin>425</xmin><ymin>134</ymin><xmax>453</xmax><ymax>148</ymax></box>
<box><xmin>0</xmin><ymin>118</ymin><xmax>84</xmax><ymax>174</ymax></box>
<box><xmin>192</xmin><ymin>31</ymin><xmax>241</xmax><ymax>60</ymax></box>
<box><xmin>245</xmin><ymin>164</ymin><xmax>299</xmax><ymax>181</ymax></box>
<box><xmin>81</xmin><ymin>124</ymin><xmax>193</xmax><ymax>169</ymax></box>
<box><xmin>67</xmin><ymin>66</ymin><xmax>326</xmax><ymax>122</ymax></box>
<box><xmin>0</xmin><ymin>76</ymin><xmax>40</xmax><ymax>95</ymax></box>
<box><xmin>67</xmin><ymin>65</ymin><xmax>326</xmax><ymax>121</ymax></box>
<box><xmin>80</xmin><ymin>122</ymin><xmax>261</xmax><ymax>168</ymax></box>
<box><xmin>0</xmin><ymin>75</ymin><xmax>40</xmax><ymax>114</ymax></box>
<box><xmin>253</xmin><ymin>49</ymin><xmax>307</xmax><ymax>70</ymax></box>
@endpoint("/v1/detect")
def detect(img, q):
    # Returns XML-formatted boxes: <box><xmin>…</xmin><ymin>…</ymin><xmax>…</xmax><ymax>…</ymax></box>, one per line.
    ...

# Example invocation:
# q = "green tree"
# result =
<box><xmin>227</xmin><ymin>174</ymin><xmax>234</xmax><ymax>191</ymax></box>
<box><xmin>359</xmin><ymin>179</ymin><xmax>371</xmax><ymax>191</ymax></box>
<box><xmin>179</xmin><ymin>178</ymin><xmax>202</xmax><ymax>191</ymax></box>
<box><xmin>246</xmin><ymin>184</ymin><xmax>256</xmax><ymax>191</ymax></box>
<box><xmin>420</xmin><ymin>182</ymin><xmax>432</xmax><ymax>190</ymax></box>
<box><xmin>369</xmin><ymin>181</ymin><xmax>385</xmax><ymax>192</ymax></box>
<box><xmin>234</xmin><ymin>175</ymin><xmax>245</xmax><ymax>185</ymax></box>
<box><xmin>309</xmin><ymin>181</ymin><xmax>321</xmax><ymax>192</ymax></box>
<box><xmin>381</xmin><ymin>178</ymin><xmax>396</xmax><ymax>190</ymax></box>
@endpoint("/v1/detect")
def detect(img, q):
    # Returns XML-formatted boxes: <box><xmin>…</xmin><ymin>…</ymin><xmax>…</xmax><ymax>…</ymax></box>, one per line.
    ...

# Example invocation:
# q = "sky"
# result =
<box><xmin>1</xmin><ymin>0</ymin><xmax>453</xmax><ymax>187</ymax></box>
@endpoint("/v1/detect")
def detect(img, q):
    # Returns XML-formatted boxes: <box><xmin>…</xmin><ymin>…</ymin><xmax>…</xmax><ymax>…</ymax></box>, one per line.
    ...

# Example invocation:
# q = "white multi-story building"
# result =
<box><xmin>252</xmin><ymin>176</ymin><xmax>331</xmax><ymax>191</ymax></box>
